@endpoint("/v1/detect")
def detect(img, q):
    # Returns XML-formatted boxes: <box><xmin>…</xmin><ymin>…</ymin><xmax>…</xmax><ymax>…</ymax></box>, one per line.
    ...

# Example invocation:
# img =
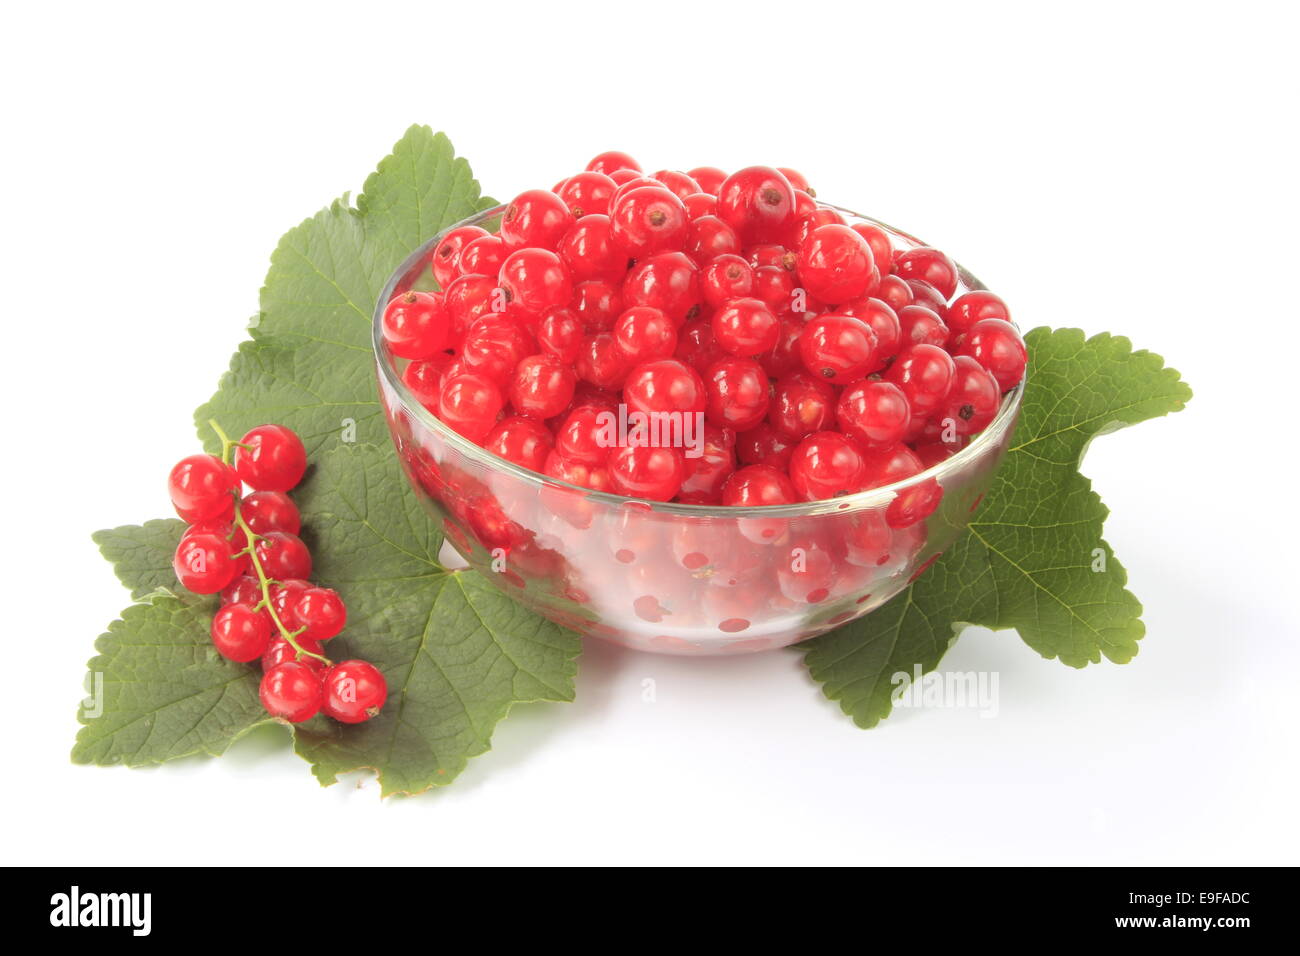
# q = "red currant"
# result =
<box><xmin>458</xmin><ymin>234</ymin><xmax>508</xmax><ymax>278</ymax></box>
<box><xmin>607</xmin><ymin>445</ymin><xmax>686</xmax><ymax>501</ymax></box>
<box><xmin>587</xmin><ymin>151</ymin><xmax>641</xmax><ymax>175</ymax></box>
<box><xmin>431</xmin><ymin>225</ymin><xmax>489</xmax><ymax>287</ymax></box>
<box><xmin>722</xmin><ymin>464</ymin><xmax>798</xmax><ymax>506</ymax></box>
<box><xmin>293</xmin><ymin>586</ymin><xmax>347</xmax><ymax>642</ymax></box>
<box><xmin>461</xmin><ymin>313</ymin><xmax>537</xmax><ymax>383</ymax></box>
<box><xmin>957</xmin><ymin>318</ymin><xmax>1027</xmax><ymax>390</ymax></box>
<box><xmin>682</xmin><ymin>215</ymin><xmax>741</xmax><ymax>264</ymax></box>
<box><xmin>768</xmin><ymin>371</ymin><xmax>836</xmax><ymax>440</ymax></box>
<box><xmin>211</xmin><ymin>603</ymin><xmax>273</xmax><ymax>662</ymax></box>
<box><xmin>574</xmin><ymin>332</ymin><xmax>630</xmax><ymax>389</ymax></box>
<box><xmin>168</xmin><ymin>453</ymin><xmax>239</xmax><ymax>523</ymax></box>
<box><xmin>402</xmin><ymin>353</ymin><xmax>454</xmax><ymax>410</ymax></box>
<box><xmin>675</xmin><ymin>317</ymin><xmax>725</xmax><ymax>373</ymax></box>
<box><xmin>254</xmin><ymin>531</ymin><xmax>312</xmax><ymax>581</ymax></box>
<box><xmin>173</xmin><ymin>531</ymin><xmax>239</xmax><ymax>594</ymax></box>
<box><xmin>558</xmin><ymin>214</ymin><xmax>626</xmax><ymax>281</ymax></box>
<box><xmin>716</xmin><ymin>166</ymin><xmax>797</xmax><ymax>243</ymax></box>
<box><xmin>683</xmin><ymin>192</ymin><xmax>717</xmax><ymax>219</ymax></box>
<box><xmin>876</xmin><ymin>274</ymin><xmax>913</xmax><ymax>312</ymax></box>
<box><xmin>557</xmin><ymin>171</ymin><xmax>618</xmax><ymax>217</ymax></box>
<box><xmin>851</xmin><ymin>222</ymin><xmax>893</xmax><ymax>276</ymax></box>
<box><xmin>885</xmin><ymin>344</ymin><xmax>957</xmax><ymax>416</ymax></box>
<box><xmin>613</xmin><ymin>306</ymin><xmax>677</xmax><ymax>363</ymax></box>
<box><xmin>500</xmin><ymin>188</ymin><xmax>575</xmax><ymax>251</ymax></box>
<box><xmin>571</xmin><ymin>278</ymin><xmax>624</xmax><ymax>331</ymax></box>
<box><xmin>498</xmin><ymin>248</ymin><xmax>573</xmax><ymax>316</ymax></box>
<box><xmin>937</xmin><ymin>355</ymin><xmax>1001</xmax><ymax>435</ymax></box>
<box><xmin>556</xmin><ymin>405</ymin><xmax>613</xmax><ymax>464</ymax></box>
<box><xmin>735</xmin><ymin>422</ymin><xmax>795</xmax><ymax>470</ymax></box>
<box><xmin>837</xmin><ymin>380</ymin><xmax>911</xmax><ymax>447</ymax></box>
<box><xmin>650</xmin><ymin>169</ymin><xmax>703</xmax><ymax>200</ymax></box>
<box><xmin>220</xmin><ymin>574</ymin><xmax>261</xmax><ymax>606</ymax></box>
<box><xmin>946</xmin><ymin>290</ymin><xmax>1010</xmax><ymax>336</ymax></box>
<box><xmin>789</xmin><ymin>431</ymin><xmax>868</xmax><ymax>500</ymax></box>
<box><xmin>898</xmin><ymin>305</ymin><xmax>949</xmax><ymax>348</ymax></box>
<box><xmin>543</xmin><ymin>449</ymin><xmax>612</xmax><ymax>492</ymax></box>
<box><xmin>623</xmin><ymin>359</ymin><xmax>706</xmax><ymax>417</ymax></box>
<box><xmin>443</xmin><ymin>272</ymin><xmax>499</xmax><ymax>337</ymax></box>
<box><xmin>261</xmin><ymin>636</ymin><xmax>325</xmax><ymax>673</ymax></box>
<box><xmin>269</xmin><ymin>578</ymin><xmax>311</xmax><ymax>630</ymax></box>
<box><xmin>839</xmin><ymin>296</ymin><xmax>902</xmax><ymax>363</ymax></box>
<box><xmin>704</xmin><ymin>356</ymin><xmax>769</xmax><ymax>430</ymax></box>
<box><xmin>241</xmin><ymin>490</ymin><xmax>301</xmax><ymax>536</ymax></box>
<box><xmin>796</xmin><ymin>224</ymin><xmax>875</xmax><ymax>302</ymax></box>
<box><xmin>234</xmin><ymin>425</ymin><xmax>307</xmax><ymax>492</ymax></box>
<box><xmin>610</xmin><ymin>186</ymin><xmax>688</xmax><ymax>256</ymax></box>
<box><xmin>701</xmin><ymin>254</ymin><xmax>754</xmax><ymax>308</ymax></box>
<box><xmin>893</xmin><ymin>246</ymin><xmax>959</xmax><ymax>300</ymax></box>
<box><xmin>712</xmin><ymin>297</ymin><xmax>779</xmax><ymax>356</ymax></box>
<box><xmin>381</xmin><ymin>290</ymin><xmax>451</xmax><ymax>360</ymax></box>
<box><xmin>322</xmin><ymin>660</ymin><xmax>388</xmax><ymax>724</ymax></box>
<box><xmin>798</xmin><ymin>313</ymin><xmax>879</xmax><ymax>385</ymax></box>
<box><xmin>485</xmin><ymin>415</ymin><xmax>554</xmax><ymax>471</ymax></box>
<box><xmin>687</xmin><ymin>166</ymin><xmax>727</xmax><ymax>194</ymax></box>
<box><xmin>538</xmin><ymin>306</ymin><xmax>584</xmax><ymax>363</ymax></box>
<box><xmin>509</xmin><ymin>354</ymin><xmax>576</xmax><ymax>419</ymax></box>
<box><xmin>259</xmin><ymin>661</ymin><xmax>323</xmax><ymax>723</ymax></box>
<box><xmin>438</xmin><ymin>371</ymin><xmax>504</xmax><ymax>442</ymax></box>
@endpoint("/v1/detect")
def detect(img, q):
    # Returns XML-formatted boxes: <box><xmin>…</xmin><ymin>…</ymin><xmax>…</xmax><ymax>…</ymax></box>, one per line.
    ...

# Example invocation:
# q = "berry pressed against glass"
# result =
<box><xmin>211</xmin><ymin>603</ymin><xmax>273</xmax><ymax>662</ymax></box>
<box><xmin>607</xmin><ymin>445</ymin><xmax>687</xmax><ymax>501</ymax></box>
<box><xmin>798</xmin><ymin>313</ymin><xmax>879</xmax><ymax>384</ymax></box>
<box><xmin>485</xmin><ymin>415</ymin><xmax>554</xmax><ymax>471</ymax></box>
<box><xmin>721</xmin><ymin>464</ymin><xmax>798</xmax><ymax>506</ymax></box>
<box><xmin>431</xmin><ymin>225</ymin><xmax>489</xmax><ymax>287</ymax></box>
<box><xmin>322</xmin><ymin>660</ymin><xmax>389</xmax><ymax>724</ymax></box>
<box><xmin>259</xmin><ymin>661</ymin><xmax>323</xmax><ymax>723</ymax></box>
<box><xmin>234</xmin><ymin>425</ymin><xmax>307</xmax><ymax>492</ymax></box>
<box><xmin>168</xmin><ymin>453</ymin><xmax>240</xmax><ymax>522</ymax></box>
<box><xmin>381</xmin><ymin>290</ymin><xmax>451</xmax><ymax>360</ymax></box>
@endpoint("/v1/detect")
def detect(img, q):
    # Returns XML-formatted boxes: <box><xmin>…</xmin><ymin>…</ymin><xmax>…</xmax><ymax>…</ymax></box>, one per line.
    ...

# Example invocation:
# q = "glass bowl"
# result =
<box><xmin>373</xmin><ymin>204</ymin><xmax>1022</xmax><ymax>655</ymax></box>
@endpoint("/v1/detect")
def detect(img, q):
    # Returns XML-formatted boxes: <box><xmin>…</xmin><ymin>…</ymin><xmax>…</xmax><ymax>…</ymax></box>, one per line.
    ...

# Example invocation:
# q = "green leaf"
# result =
<box><xmin>802</xmin><ymin>328</ymin><xmax>1192</xmax><ymax>728</ymax></box>
<box><xmin>72</xmin><ymin>595</ymin><xmax>271</xmax><ymax>766</ymax></box>
<box><xmin>291</xmin><ymin>443</ymin><xmax>581</xmax><ymax>796</ymax></box>
<box><xmin>92</xmin><ymin>518</ymin><xmax>188</xmax><ymax>600</ymax></box>
<box><xmin>195</xmin><ymin>125</ymin><xmax>495</xmax><ymax>456</ymax></box>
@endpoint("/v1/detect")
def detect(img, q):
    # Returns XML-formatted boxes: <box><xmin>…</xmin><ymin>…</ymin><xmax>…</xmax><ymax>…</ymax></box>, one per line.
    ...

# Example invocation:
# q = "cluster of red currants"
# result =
<box><xmin>167</xmin><ymin>423</ymin><xmax>387</xmax><ymax>724</ymax></box>
<box><xmin>381</xmin><ymin>152</ymin><xmax>1027</xmax><ymax>511</ymax></box>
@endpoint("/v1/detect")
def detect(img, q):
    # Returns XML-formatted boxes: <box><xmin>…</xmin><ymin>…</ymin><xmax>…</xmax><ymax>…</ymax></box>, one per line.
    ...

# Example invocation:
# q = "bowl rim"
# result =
<box><xmin>372</xmin><ymin>202</ymin><xmax>1024</xmax><ymax>518</ymax></box>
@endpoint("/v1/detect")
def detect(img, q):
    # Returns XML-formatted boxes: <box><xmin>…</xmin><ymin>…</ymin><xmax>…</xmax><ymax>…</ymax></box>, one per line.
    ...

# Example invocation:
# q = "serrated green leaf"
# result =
<box><xmin>195</xmin><ymin>126</ymin><xmax>494</xmax><ymax>455</ymax></box>
<box><xmin>72</xmin><ymin>595</ymin><xmax>271</xmax><ymax>766</ymax></box>
<box><xmin>92</xmin><ymin>518</ymin><xmax>188</xmax><ymax>600</ymax></box>
<box><xmin>291</xmin><ymin>443</ymin><xmax>581</xmax><ymax>796</ymax></box>
<box><xmin>803</xmin><ymin>328</ymin><xmax>1192</xmax><ymax>728</ymax></box>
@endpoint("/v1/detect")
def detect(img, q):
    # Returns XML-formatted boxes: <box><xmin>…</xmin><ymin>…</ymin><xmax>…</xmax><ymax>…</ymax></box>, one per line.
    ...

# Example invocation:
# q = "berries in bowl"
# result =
<box><xmin>373</xmin><ymin>156</ymin><xmax>1025</xmax><ymax>655</ymax></box>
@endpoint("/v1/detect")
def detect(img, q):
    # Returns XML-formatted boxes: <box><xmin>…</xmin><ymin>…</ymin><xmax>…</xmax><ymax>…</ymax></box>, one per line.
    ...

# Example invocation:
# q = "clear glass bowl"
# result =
<box><xmin>373</xmin><ymin>205</ymin><xmax>1022</xmax><ymax>655</ymax></box>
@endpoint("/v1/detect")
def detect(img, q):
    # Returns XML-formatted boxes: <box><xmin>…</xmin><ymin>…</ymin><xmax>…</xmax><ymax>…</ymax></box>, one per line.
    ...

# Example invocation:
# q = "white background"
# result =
<box><xmin>3</xmin><ymin>0</ymin><xmax>1296</xmax><ymax>865</ymax></box>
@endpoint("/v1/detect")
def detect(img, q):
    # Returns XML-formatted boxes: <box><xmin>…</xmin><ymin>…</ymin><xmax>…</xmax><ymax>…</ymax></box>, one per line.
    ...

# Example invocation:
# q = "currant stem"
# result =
<box><xmin>209</xmin><ymin>418</ymin><xmax>331</xmax><ymax>667</ymax></box>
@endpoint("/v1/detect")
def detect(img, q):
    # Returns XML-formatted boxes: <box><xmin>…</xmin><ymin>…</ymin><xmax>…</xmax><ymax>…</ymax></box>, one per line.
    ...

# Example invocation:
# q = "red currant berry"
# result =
<box><xmin>789</xmin><ymin>431</ymin><xmax>868</xmax><ymax>501</ymax></box>
<box><xmin>571</xmin><ymin>278</ymin><xmax>624</xmax><ymax>331</ymax></box>
<box><xmin>497</xmin><ymin>248</ymin><xmax>573</xmax><ymax>316</ymax></box>
<box><xmin>956</xmin><ymin>318</ymin><xmax>1027</xmax><ymax>390</ymax></box>
<box><xmin>458</xmin><ymin>234</ymin><xmax>508</xmax><ymax>278</ymax></box>
<box><xmin>485</xmin><ymin>415</ymin><xmax>554</xmax><ymax>471</ymax></box>
<box><xmin>168</xmin><ymin>453</ymin><xmax>239</xmax><ymax>523</ymax></box>
<box><xmin>610</xmin><ymin>186</ymin><xmax>688</xmax><ymax>256</ymax></box>
<box><xmin>607</xmin><ymin>445</ymin><xmax>686</xmax><ymax>501</ymax></box>
<box><xmin>623</xmin><ymin>358</ymin><xmax>707</xmax><ymax>417</ymax></box>
<box><xmin>759</xmin><ymin>315</ymin><xmax>804</xmax><ymax>379</ymax></box>
<box><xmin>752</xmin><ymin>265</ymin><xmax>800</xmax><ymax>316</ymax></box>
<box><xmin>704</xmin><ymin>356</ymin><xmax>770</xmax><ymax>430</ymax></box>
<box><xmin>769</xmin><ymin>371</ymin><xmax>837</xmax><ymax>440</ymax></box>
<box><xmin>556</xmin><ymin>405</ymin><xmax>612</xmax><ymax>464</ymax></box>
<box><xmin>622</xmin><ymin>251</ymin><xmax>702</xmax><ymax>323</ymax></box>
<box><xmin>211</xmin><ymin>603</ymin><xmax>273</xmax><ymax>662</ymax></box>
<box><xmin>701</xmin><ymin>254</ymin><xmax>754</xmax><ymax>308</ymax></box>
<box><xmin>722</xmin><ymin>464</ymin><xmax>798</xmax><ymax>506</ymax></box>
<box><xmin>220</xmin><ymin>574</ymin><xmax>261</xmax><ymax>606</ymax></box>
<box><xmin>796</xmin><ymin>224</ymin><xmax>875</xmax><ymax>302</ymax></box>
<box><xmin>687</xmin><ymin>166</ymin><xmax>727</xmax><ymax>194</ymax></box>
<box><xmin>259</xmin><ymin>661</ymin><xmax>323</xmax><ymax>723</ymax></box>
<box><xmin>270</xmin><ymin>578</ymin><xmax>310</xmax><ymax>630</ymax></box>
<box><xmin>443</xmin><ymin>272</ymin><xmax>499</xmax><ymax>337</ymax></box>
<box><xmin>254</xmin><ymin>531</ymin><xmax>312</xmax><ymax>581</ymax></box>
<box><xmin>439</xmin><ymin>371</ymin><xmax>505</xmax><ymax>442</ymax></box>
<box><xmin>683</xmin><ymin>192</ymin><xmax>717</xmax><ymax>219</ymax></box>
<box><xmin>839</xmin><ymin>297</ymin><xmax>902</xmax><ymax>363</ymax></box>
<box><xmin>716</xmin><ymin>166</ymin><xmax>797</xmax><ymax>243</ymax></box>
<box><xmin>293</xmin><ymin>586</ymin><xmax>347</xmax><ymax>642</ymax></box>
<box><xmin>543</xmin><ymin>449</ymin><xmax>613</xmax><ymax>492</ymax></box>
<box><xmin>747</xmin><ymin>244</ymin><xmax>795</xmax><ymax>271</ymax></box>
<box><xmin>876</xmin><ymin>274</ymin><xmax>913</xmax><ymax>312</ymax></box>
<box><xmin>240</xmin><ymin>490</ymin><xmax>301</xmax><ymax>536</ymax></box>
<box><xmin>837</xmin><ymin>380</ymin><xmax>911</xmax><ymax>447</ymax></box>
<box><xmin>557</xmin><ymin>171</ymin><xmax>618</xmax><ymax>217</ymax></box>
<box><xmin>558</xmin><ymin>214</ymin><xmax>626</xmax><ymax>282</ymax></box>
<box><xmin>777</xmin><ymin>167</ymin><xmax>811</xmax><ymax>193</ymax></box>
<box><xmin>173</xmin><ymin>531</ymin><xmax>239</xmax><ymax>594</ymax></box>
<box><xmin>682</xmin><ymin>215</ymin><xmax>741</xmax><ymax>265</ymax></box>
<box><xmin>431</xmin><ymin>225</ymin><xmax>489</xmax><ymax>287</ymax></box>
<box><xmin>798</xmin><ymin>313</ymin><xmax>879</xmax><ymax>385</ymax></box>
<box><xmin>381</xmin><ymin>290</ymin><xmax>451</xmax><ymax>360</ymax></box>
<box><xmin>322</xmin><ymin>660</ymin><xmax>388</xmax><ymax>724</ymax></box>
<box><xmin>850</xmin><ymin>223</ymin><xmax>893</xmax><ymax>276</ymax></box>
<box><xmin>885</xmin><ymin>344</ymin><xmax>957</xmax><ymax>416</ymax></box>
<box><xmin>650</xmin><ymin>169</ymin><xmax>703</xmax><ymax>200</ymax></box>
<box><xmin>904</xmin><ymin>279</ymin><xmax>948</xmax><ymax>316</ymax></box>
<box><xmin>893</xmin><ymin>246</ymin><xmax>959</xmax><ymax>300</ymax></box>
<box><xmin>860</xmin><ymin>443</ymin><xmax>941</xmax><ymax>528</ymax></box>
<box><xmin>898</xmin><ymin>305</ymin><xmax>950</xmax><ymax>348</ymax></box>
<box><xmin>677</xmin><ymin>424</ymin><xmax>736</xmax><ymax>504</ymax></box>
<box><xmin>735</xmin><ymin>422</ymin><xmax>796</xmax><ymax>470</ymax></box>
<box><xmin>613</xmin><ymin>306</ymin><xmax>677</xmax><ymax>364</ymax></box>
<box><xmin>261</xmin><ymin>636</ymin><xmax>325</xmax><ymax>673</ymax></box>
<box><xmin>789</xmin><ymin>206</ymin><xmax>847</xmax><ymax>248</ymax></box>
<box><xmin>234</xmin><ymin>425</ymin><xmax>307</xmax><ymax>492</ymax></box>
<box><xmin>937</xmin><ymin>355</ymin><xmax>1001</xmax><ymax>435</ymax></box>
<box><xmin>460</xmin><ymin>313</ymin><xmax>537</xmax><ymax>384</ymax></box>
<box><xmin>538</xmin><ymin>306</ymin><xmax>584</xmax><ymax>363</ymax></box>
<box><xmin>575</xmin><ymin>333</ymin><xmax>630</xmax><ymax>390</ymax></box>
<box><xmin>402</xmin><ymin>353</ymin><xmax>455</xmax><ymax>410</ymax></box>
<box><xmin>712</xmin><ymin>297</ymin><xmax>779</xmax><ymax>356</ymax></box>
<box><xmin>500</xmin><ymin>188</ymin><xmax>575</xmax><ymax>251</ymax></box>
<box><xmin>946</xmin><ymin>290</ymin><xmax>1010</xmax><ymax>337</ymax></box>
<box><xmin>675</xmin><ymin>317</ymin><xmax>725</xmax><ymax>373</ymax></box>
<box><xmin>509</xmin><ymin>354</ymin><xmax>576</xmax><ymax>419</ymax></box>
<box><xmin>586</xmin><ymin>151</ymin><xmax>641</xmax><ymax>175</ymax></box>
